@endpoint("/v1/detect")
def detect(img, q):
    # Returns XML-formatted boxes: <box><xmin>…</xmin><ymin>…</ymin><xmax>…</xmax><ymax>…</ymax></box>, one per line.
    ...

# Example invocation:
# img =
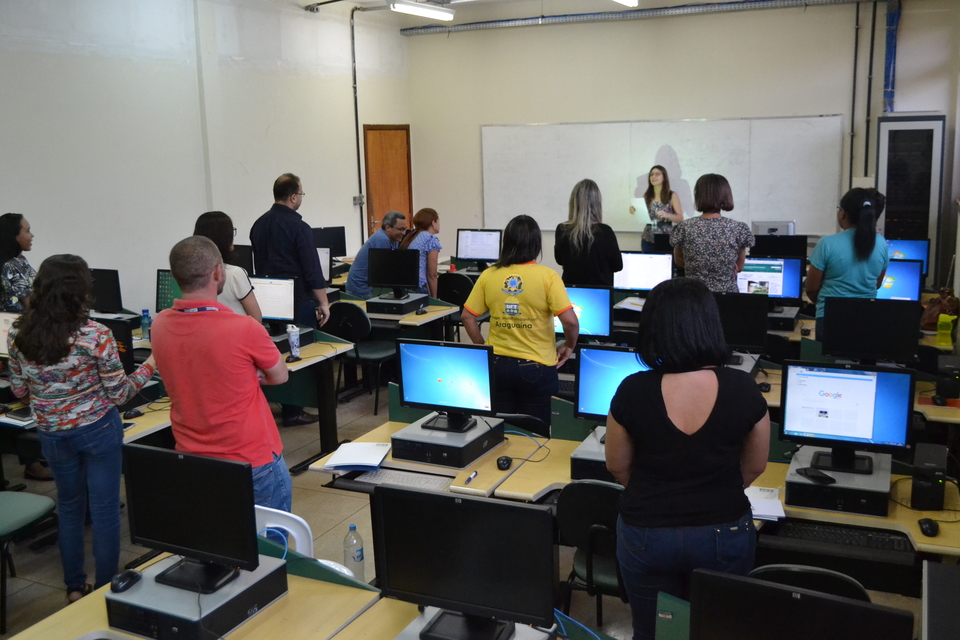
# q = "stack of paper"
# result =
<box><xmin>745</xmin><ymin>486</ymin><xmax>785</xmax><ymax>521</ymax></box>
<box><xmin>321</xmin><ymin>442</ymin><xmax>391</xmax><ymax>472</ymax></box>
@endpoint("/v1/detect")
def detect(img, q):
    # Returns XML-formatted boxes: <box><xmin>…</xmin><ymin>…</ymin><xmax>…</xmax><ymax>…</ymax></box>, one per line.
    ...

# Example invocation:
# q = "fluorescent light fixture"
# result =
<box><xmin>611</xmin><ymin>0</ymin><xmax>639</xmax><ymax>6</ymax></box>
<box><xmin>389</xmin><ymin>0</ymin><xmax>455</xmax><ymax>21</ymax></box>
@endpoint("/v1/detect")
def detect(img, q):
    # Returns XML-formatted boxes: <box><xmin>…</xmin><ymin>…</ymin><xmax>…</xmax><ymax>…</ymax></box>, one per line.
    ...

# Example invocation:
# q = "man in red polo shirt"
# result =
<box><xmin>151</xmin><ymin>236</ymin><xmax>293</xmax><ymax>511</ymax></box>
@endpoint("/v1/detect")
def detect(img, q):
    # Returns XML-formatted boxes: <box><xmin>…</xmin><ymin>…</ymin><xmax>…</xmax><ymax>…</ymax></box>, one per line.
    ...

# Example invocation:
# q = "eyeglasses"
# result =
<box><xmin>232</xmin><ymin>227</ymin><xmax>237</xmax><ymax>237</ymax></box>
<box><xmin>297</xmin><ymin>192</ymin><xmax>306</xmax><ymax>197</ymax></box>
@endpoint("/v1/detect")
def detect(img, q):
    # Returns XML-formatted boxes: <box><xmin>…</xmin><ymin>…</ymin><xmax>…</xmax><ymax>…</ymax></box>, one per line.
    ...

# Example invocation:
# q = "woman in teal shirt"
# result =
<box><xmin>805</xmin><ymin>188</ymin><xmax>889</xmax><ymax>340</ymax></box>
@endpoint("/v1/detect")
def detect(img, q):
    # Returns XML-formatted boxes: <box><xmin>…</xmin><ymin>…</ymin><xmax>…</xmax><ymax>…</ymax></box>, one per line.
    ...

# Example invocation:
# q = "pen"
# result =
<box><xmin>465</xmin><ymin>471</ymin><xmax>478</xmax><ymax>484</ymax></box>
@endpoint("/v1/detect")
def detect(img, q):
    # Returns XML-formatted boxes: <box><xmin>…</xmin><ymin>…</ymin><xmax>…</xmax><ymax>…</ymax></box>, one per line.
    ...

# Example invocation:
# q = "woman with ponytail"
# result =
<box><xmin>806</xmin><ymin>188</ymin><xmax>889</xmax><ymax>339</ymax></box>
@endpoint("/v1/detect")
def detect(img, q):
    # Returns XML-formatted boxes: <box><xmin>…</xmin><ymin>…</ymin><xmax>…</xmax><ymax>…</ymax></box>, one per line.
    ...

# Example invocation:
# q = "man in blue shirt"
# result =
<box><xmin>346</xmin><ymin>210</ymin><xmax>408</xmax><ymax>299</ymax></box>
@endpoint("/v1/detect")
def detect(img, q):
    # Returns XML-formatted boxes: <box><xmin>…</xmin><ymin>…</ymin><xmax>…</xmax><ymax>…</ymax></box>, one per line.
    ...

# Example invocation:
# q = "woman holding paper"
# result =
<box><xmin>629</xmin><ymin>166</ymin><xmax>684</xmax><ymax>253</ymax></box>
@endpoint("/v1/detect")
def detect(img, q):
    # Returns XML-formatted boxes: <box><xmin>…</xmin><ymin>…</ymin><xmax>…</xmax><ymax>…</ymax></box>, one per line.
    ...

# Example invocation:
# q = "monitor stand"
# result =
<box><xmin>380</xmin><ymin>287</ymin><xmax>410</xmax><ymax>301</ymax></box>
<box><xmin>420</xmin><ymin>610</ymin><xmax>515</xmax><ymax>640</ymax></box>
<box><xmin>154</xmin><ymin>558</ymin><xmax>240</xmax><ymax>594</ymax></box>
<box><xmin>810</xmin><ymin>447</ymin><xmax>873</xmax><ymax>475</ymax></box>
<box><xmin>421</xmin><ymin>411</ymin><xmax>477</xmax><ymax>433</ymax></box>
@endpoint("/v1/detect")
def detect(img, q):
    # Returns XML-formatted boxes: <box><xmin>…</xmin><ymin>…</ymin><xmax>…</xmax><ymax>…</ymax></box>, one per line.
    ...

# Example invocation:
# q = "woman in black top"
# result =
<box><xmin>605</xmin><ymin>277</ymin><xmax>770</xmax><ymax>640</ymax></box>
<box><xmin>554</xmin><ymin>179</ymin><xmax>622</xmax><ymax>286</ymax></box>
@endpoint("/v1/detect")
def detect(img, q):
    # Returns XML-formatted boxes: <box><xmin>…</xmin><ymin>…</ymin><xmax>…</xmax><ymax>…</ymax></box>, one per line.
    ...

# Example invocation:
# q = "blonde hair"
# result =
<box><xmin>561</xmin><ymin>179</ymin><xmax>602</xmax><ymax>253</ymax></box>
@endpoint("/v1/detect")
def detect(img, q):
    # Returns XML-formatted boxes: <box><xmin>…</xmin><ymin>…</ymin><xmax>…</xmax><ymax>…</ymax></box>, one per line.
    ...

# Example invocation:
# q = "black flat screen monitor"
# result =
<box><xmin>555</xmin><ymin>286</ymin><xmax>612</xmax><ymax>340</ymax></box>
<box><xmin>886</xmin><ymin>238</ymin><xmax>929</xmax><ymax>275</ymax></box>
<box><xmin>99</xmin><ymin>318</ymin><xmax>135</xmax><ymax>375</ymax></box>
<box><xmin>822</xmin><ymin>297</ymin><xmax>922</xmax><ymax>363</ymax></box>
<box><xmin>689</xmin><ymin>569</ymin><xmax>914</xmax><ymax>640</ymax></box>
<box><xmin>876</xmin><ymin>259</ymin><xmax>923</xmax><ymax>302</ymax></box>
<box><xmin>613</xmin><ymin>252</ymin><xmax>673</xmax><ymax>292</ymax></box>
<box><xmin>156</xmin><ymin>269</ymin><xmax>182</xmax><ymax>313</ymax></box>
<box><xmin>368</xmin><ymin>248</ymin><xmax>420</xmax><ymax>300</ymax></box>
<box><xmin>313</xmin><ymin>226</ymin><xmax>347</xmax><ymax>259</ymax></box>
<box><xmin>738</xmin><ymin>257</ymin><xmax>803</xmax><ymax>303</ymax></box>
<box><xmin>751</xmin><ymin>235</ymin><xmax>808</xmax><ymax>261</ymax></box>
<box><xmin>227</xmin><ymin>244</ymin><xmax>254</xmax><ymax>275</ymax></box>
<box><xmin>456</xmin><ymin>229</ymin><xmax>502</xmax><ymax>270</ymax></box>
<box><xmin>371</xmin><ymin>486</ymin><xmax>557</xmax><ymax>640</ymax></box>
<box><xmin>249</xmin><ymin>277</ymin><xmax>295</xmax><ymax>322</ymax></box>
<box><xmin>90</xmin><ymin>268</ymin><xmax>124</xmax><ymax>313</ymax></box>
<box><xmin>712</xmin><ymin>292</ymin><xmax>769</xmax><ymax>354</ymax></box>
<box><xmin>779</xmin><ymin>361</ymin><xmax>913</xmax><ymax>474</ymax></box>
<box><xmin>123</xmin><ymin>444</ymin><xmax>259</xmax><ymax>593</ymax></box>
<box><xmin>397</xmin><ymin>339</ymin><xmax>495</xmax><ymax>432</ymax></box>
<box><xmin>575</xmin><ymin>345</ymin><xmax>650</xmax><ymax>421</ymax></box>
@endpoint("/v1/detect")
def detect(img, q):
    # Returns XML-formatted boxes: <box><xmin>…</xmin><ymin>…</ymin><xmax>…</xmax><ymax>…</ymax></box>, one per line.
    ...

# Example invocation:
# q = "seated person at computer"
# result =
<box><xmin>151</xmin><ymin>236</ymin><xmax>293</xmax><ymax>511</ymax></box>
<box><xmin>8</xmin><ymin>255</ymin><xmax>157</xmax><ymax>602</ymax></box>
<box><xmin>670</xmin><ymin>174</ymin><xmax>754</xmax><ymax>292</ymax></box>
<box><xmin>605</xmin><ymin>277</ymin><xmax>770</xmax><ymax>640</ymax></box>
<box><xmin>194</xmin><ymin>211</ymin><xmax>262</xmax><ymax>322</ymax></box>
<box><xmin>554</xmin><ymin>178</ymin><xmax>623</xmax><ymax>286</ymax></box>
<box><xmin>806</xmin><ymin>187</ymin><xmax>888</xmax><ymax>341</ymax></box>
<box><xmin>399</xmin><ymin>208</ymin><xmax>442</xmax><ymax>297</ymax></box>
<box><xmin>345</xmin><ymin>210</ymin><xmax>408</xmax><ymax>299</ymax></box>
<box><xmin>462</xmin><ymin>215</ymin><xmax>579</xmax><ymax>432</ymax></box>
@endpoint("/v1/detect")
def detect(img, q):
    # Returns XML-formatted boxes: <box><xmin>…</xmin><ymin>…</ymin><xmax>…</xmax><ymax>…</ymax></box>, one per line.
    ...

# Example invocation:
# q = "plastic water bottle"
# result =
<box><xmin>140</xmin><ymin>309</ymin><xmax>152</xmax><ymax>341</ymax></box>
<box><xmin>343</xmin><ymin>524</ymin><xmax>364</xmax><ymax>581</ymax></box>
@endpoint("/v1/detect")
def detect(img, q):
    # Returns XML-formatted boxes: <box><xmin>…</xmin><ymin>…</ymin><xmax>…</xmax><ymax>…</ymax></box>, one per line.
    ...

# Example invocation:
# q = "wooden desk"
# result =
<box><xmin>768</xmin><ymin>317</ymin><xmax>815</xmax><ymax>343</ymax></box>
<box><xmin>347</xmin><ymin>300</ymin><xmax>457</xmax><ymax>327</ymax></box>
<box><xmin>494</xmin><ymin>439</ymin><xmax>580</xmax><ymax>502</ymax></box>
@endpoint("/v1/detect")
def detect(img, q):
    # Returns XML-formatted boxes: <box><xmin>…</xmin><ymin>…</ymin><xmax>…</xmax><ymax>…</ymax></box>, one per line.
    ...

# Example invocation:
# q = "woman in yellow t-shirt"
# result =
<box><xmin>462</xmin><ymin>215</ymin><xmax>579</xmax><ymax>435</ymax></box>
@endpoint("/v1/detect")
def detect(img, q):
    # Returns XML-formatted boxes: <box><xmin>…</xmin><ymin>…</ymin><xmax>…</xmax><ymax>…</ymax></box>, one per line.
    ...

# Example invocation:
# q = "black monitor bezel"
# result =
<box><xmin>750</xmin><ymin>234</ymin><xmax>809</xmax><ymax>263</ymax></box>
<box><xmin>558</xmin><ymin>285</ymin><xmax>613</xmax><ymax>341</ymax></box>
<box><xmin>614</xmin><ymin>251</ymin><xmax>674</xmax><ymax>292</ymax></box>
<box><xmin>155</xmin><ymin>268</ymin><xmax>182</xmax><ymax>314</ymax></box>
<box><xmin>228</xmin><ymin>244</ymin><xmax>255</xmax><ymax>275</ymax></box>
<box><xmin>879</xmin><ymin>259</ymin><xmax>924</xmax><ymax>302</ymax></box>
<box><xmin>821</xmin><ymin>297</ymin><xmax>922</xmax><ymax>362</ymax></box>
<box><xmin>396</xmin><ymin>339</ymin><xmax>497</xmax><ymax>419</ymax></box>
<box><xmin>312</xmin><ymin>226</ymin><xmax>348</xmax><ymax>259</ymax></box>
<box><xmin>368</xmin><ymin>248</ymin><xmax>421</xmax><ymax>290</ymax></box>
<box><xmin>248</xmin><ymin>276</ymin><xmax>296</xmax><ymax>322</ymax></box>
<box><xmin>885</xmin><ymin>238</ymin><xmax>930</xmax><ymax>276</ymax></box>
<box><xmin>574</xmin><ymin>343</ymin><xmax>644</xmax><ymax>421</ymax></box>
<box><xmin>371</xmin><ymin>486</ymin><xmax>558</xmax><ymax>629</ymax></box>
<box><xmin>455</xmin><ymin>228</ymin><xmax>502</xmax><ymax>263</ymax></box>
<box><xmin>90</xmin><ymin>268</ymin><xmax>124</xmax><ymax>314</ymax></box>
<box><xmin>740</xmin><ymin>256</ymin><xmax>804</xmax><ymax>305</ymax></box>
<box><xmin>712</xmin><ymin>291</ymin><xmax>769</xmax><ymax>353</ymax></box>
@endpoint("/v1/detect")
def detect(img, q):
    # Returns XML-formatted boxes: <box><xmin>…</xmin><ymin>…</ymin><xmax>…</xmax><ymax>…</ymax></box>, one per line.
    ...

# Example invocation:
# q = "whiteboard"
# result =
<box><xmin>481</xmin><ymin>116</ymin><xmax>843</xmax><ymax>235</ymax></box>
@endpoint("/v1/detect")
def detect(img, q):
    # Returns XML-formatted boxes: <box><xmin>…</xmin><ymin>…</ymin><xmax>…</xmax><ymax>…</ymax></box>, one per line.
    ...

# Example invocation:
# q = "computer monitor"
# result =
<box><xmin>822</xmin><ymin>298</ymin><xmax>922</xmax><ymax>363</ymax></box>
<box><xmin>227</xmin><ymin>244</ymin><xmax>254</xmax><ymax>275</ymax></box>
<box><xmin>123</xmin><ymin>444</ymin><xmax>259</xmax><ymax>594</ymax></box>
<box><xmin>99</xmin><ymin>318</ymin><xmax>135</xmax><ymax>375</ymax></box>
<box><xmin>371</xmin><ymin>486</ymin><xmax>557</xmax><ymax>640</ymax></box>
<box><xmin>313</xmin><ymin>226</ymin><xmax>347</xmax><ymax>259</ymax></box>
<box><xmin>249</xmin><ymin>277</ymin><xmax>295</xmax><ymax>323</ymax></box>
<box><xmin>397</xmin><ymin>339</ymin><xmax>495</xmax><ymax>432</ymax></box>
<box><xmin>779</xmin><ymin>361</ymin><xmax>914</xmax><ymax>474</ymax></box>
<box><xmin>751</xmin><ymin>235</ymin><xmax>808</xmax><ymax>262</ymax></box>
<box><xmin>613</xmin><ymin>252</ymin><xmax>673</xmax><ymax>292</ymax></box>
<box><xmin>155</xmin><ymin>269</ymin><xmax>182</xmax><ymax>313</ymax></box>
<box><xmin>316</xmin><ymin>247</ymin><xmax>331</xmax><ymax>284</ymax></box>
<box><xmin>712</xmin><ymin>292</ymin><xmax>769</xmax><ymax>354</ymax></box>
<box><xmin>554</xmin><ymin>286</ymin><xmax>612</xmax><ymax>340</ymax></box>
<box><xmin>738</xmin><ymin>257</ymin><xmax>803</xmax><ymax>303</ymax></box>
<box><xmin>876</xmin><ymin>259</ymin><xmax>923</xmax><ymax>301</ymax></box>
<box><xmin>886</xmin><ymin>238</ymin><xmax>929</xmax><ymax>275</ymax></box>
<box><xmin>575</xmin><ymin>345</ymin><xmax>650</xmax><ymax>421</ymax></box>
<box><xmin>368</xmin><ymin>248</ymin><xmax>420</xmax><ymax>300</ymax></box>
<box><xmin>456</xmin><ymin>229</ymin><xmax>502</xmax><ymax>270</ymax></box>
<box><xmin>751</xmin><ymin>220</ymin><xmax>796</xmax><ymax>235</ymax></box>
<box><xmin>90</xmin><ymin>268</ymin><xmax>124</xmax><ymax>313</ymax></box>
<box><xmin>689</xmin><ymin>569</ymin><xmax>914</xmax><ymax>640</ymax></box>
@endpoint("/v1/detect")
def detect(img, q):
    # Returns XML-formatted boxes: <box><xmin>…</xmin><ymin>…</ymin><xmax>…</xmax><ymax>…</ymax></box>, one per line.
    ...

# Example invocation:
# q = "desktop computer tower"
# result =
<box><xmin>366</xmin><ymin>292</ymin><xmax>429</xmax><ymax>316</ymax></box>
<box><xmin>911</xmin><ymin>443</ymin><xmax>948</xmax><ymax>511</ymax></box>
<box><xmin>784</xmin><ymin>447</ymin><xmax>891</xmax><ymax>517</ymax></box>
<box><xmin>391</xmin><ymin>414</ymin><xmax>504</xmax><ymax>468</ymax></box>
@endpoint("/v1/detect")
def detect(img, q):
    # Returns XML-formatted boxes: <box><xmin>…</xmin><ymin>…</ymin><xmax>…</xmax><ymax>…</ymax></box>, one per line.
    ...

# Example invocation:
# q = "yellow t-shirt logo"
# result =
<box><xmin>501</xmin><ymin>275</ymin><xmax>523</xmax><ymax>295</ymax></box>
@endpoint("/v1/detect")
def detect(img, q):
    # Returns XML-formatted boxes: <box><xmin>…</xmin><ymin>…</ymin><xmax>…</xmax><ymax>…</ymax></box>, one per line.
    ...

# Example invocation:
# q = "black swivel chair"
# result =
<box><xmin>437</xmin><ymin>272</ymin><xmax>489</xmax><ymax>342</ymax></box>
<box><xmin>749</xmin><ymin>564</ymin><xmax>871</xmax><ymax>602</ymax></box>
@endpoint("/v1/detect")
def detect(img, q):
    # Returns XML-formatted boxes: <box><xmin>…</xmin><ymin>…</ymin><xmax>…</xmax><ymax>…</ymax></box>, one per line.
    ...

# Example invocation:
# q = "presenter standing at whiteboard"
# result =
<box><xmin>630</xmin><ymin>165</ymin><xmax>684</xmax><ymax>253</ymax></box>
<box><xmin>554</xmin><ymin>179</ymin><xmax>623</xmax><ymax>286</ymax></box>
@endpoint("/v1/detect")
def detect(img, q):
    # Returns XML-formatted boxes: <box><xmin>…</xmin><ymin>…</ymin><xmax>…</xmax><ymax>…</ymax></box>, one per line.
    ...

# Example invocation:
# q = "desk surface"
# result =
<box><xmin>286</xmin><ymin>338</ymin><xmax>353</xmax><ymax>372</ymax></box>
<box><xmin>346</xmin><ymin>300</ymin><xmax>457</xmax><ymax>327</ymax></box>
<box><xmin>494</xmin><ymin>438</ymin><xmax>580</xmax><ymax>502</ymax></box>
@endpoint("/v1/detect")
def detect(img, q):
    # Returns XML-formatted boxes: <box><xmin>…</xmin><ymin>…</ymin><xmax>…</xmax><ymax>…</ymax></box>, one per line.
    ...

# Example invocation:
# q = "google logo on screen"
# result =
<box><xmin>818</xmin><ymin>391</ymin><xmax>842</xmax><ymax>399</ymax></box>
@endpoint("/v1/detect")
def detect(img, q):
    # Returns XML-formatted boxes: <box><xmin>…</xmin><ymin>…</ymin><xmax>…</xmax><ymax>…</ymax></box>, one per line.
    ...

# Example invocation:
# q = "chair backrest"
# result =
<box><xmin>749</xmin><ymin>564</ymin><xmax>871</xmax><ymax>602</ymax></box>
<box><xmin>556</xmin><ymin>480</ymin><xmax>623</xmax><ymax>552</ymax></box>
<box><xmin>324</xmin><ymin>301</ymin><xmax>372</xmax><ymax>344</ymax></box>
<box><xmin>498</xmin><ymin>413</ymin><xmax>550</xmax><ymax>438</ymax></box>
<box><xmin>437</xmin><ymin>272</ymin><xmax>475</xmax><ymax>308</ymax></box>
<box><xmin>254</xmin><ymin>505</ymin><xmax>314</xmax><ymax>557</ymax></box>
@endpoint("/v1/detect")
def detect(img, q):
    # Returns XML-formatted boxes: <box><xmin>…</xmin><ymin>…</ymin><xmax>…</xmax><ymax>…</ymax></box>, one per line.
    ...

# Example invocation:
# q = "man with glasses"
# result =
<box><xmin>250</xmin><ymin>172</ymin><xmax>329</xmax><ymax>427</ymax></box>
<box><xmin>345</xmin><ymin>210</ymin><xmax>408</xmax><ymax>299</ymax></box>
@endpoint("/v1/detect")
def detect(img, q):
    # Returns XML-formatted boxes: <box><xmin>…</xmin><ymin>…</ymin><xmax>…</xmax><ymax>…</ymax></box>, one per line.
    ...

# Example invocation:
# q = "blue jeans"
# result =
<box><xmin>252</xmin><ymin>453</ymin><xmax>293</xmax><ymax>512</ymax></box>
<box><xmin>815</xmin><ymin>317</ymin><xmax>825</xmax><ymax>343</ymax></box>
<box><xmin>493</xmin><ymin>356</ymin><xmax>558</xmax><ymax>435</ymax></box>
<box><xmin>39</xmin><ymin>409</ymin><xmax>124</xmax><ymax>591</ymax></box>
<box><xmin>616</xmin><ymin>512</ymin><xmax>756</xmax><ymax>640</ymax></box>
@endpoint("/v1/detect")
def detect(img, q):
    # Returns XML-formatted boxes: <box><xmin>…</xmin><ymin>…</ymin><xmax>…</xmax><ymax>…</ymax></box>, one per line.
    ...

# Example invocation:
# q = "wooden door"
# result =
<box><xmin>363</xmin><ymin>125</ymin><xmax>412</xmax><ymax>238</ymax></box>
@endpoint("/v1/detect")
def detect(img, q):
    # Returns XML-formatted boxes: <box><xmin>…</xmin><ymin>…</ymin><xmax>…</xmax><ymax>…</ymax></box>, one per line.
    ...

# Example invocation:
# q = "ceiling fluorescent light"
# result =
<box><xmin>389</xmin><ymin>0</ymin><xmax>455</xmax><ymax>21</ymax></box>
<box><xmin>611</xmin><ymin>0</ymin><xmax>639</xmax><ymax>6</ymax></box>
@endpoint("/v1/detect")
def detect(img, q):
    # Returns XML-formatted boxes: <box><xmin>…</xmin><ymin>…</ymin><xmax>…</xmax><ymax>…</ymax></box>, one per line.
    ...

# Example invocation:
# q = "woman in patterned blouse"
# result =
<box><xmin>0</xmin><ymin>213</ymin><xmax>35</xmax><ymax>312</ymax></box>
<box><xmin>8</xmin><ymin>255</ymin><xmax>157</xmax><ymax>603</ymax></box>
<box><xmin>629</xmin><ymin>166</ymin><xmax>684</xmax><ymax>253</ymax></box>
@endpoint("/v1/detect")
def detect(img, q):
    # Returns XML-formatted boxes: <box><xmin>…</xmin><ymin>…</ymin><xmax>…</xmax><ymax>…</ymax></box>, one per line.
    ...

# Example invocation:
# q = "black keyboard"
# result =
<box><xmin>778</xmin><ymin>520</ymin><xmax>912</xmax><ymax>553</ymax></box>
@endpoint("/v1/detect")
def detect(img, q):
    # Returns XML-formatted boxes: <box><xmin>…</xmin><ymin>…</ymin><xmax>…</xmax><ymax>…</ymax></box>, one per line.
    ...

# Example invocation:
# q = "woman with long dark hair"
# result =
<box><xmin>399</xmin><ymin>208</ymin><xmax>442</xmax><ymax>297</ymax></box>
<box><xmin>606</xmin><ymin>277</ymin><xmax>770</xmax><ymax>640</ymax></box>
<box><xmin>806</xmin><ymin>188</ymin><xmax>888</xmax><ymax>340</ymax></box>
<box><xmin>630</xmin><ymin>166</ymin><xmax>684</xmax><ymax>253</ymax></box>
<box><xmin>554</xmin><ymin>179</ymin><xmax>622</xmax><ymax>286</ymax></box>
<box><xmin>0</xmin><ymin>213</ymin><xmax>35</xmax><ymax>312</ymax></box>
<box><xmin>194</xmin><ymin>211</ymin><xmax>262</xmax><ymax>322</ymax></box>
<box><xmin>8</xmin><ymin>255</ymin><xmax>156</xmax><ymax>603</ymax></box>
<box><xmin>461</xmin><ymin>215</ymin><xmax>579</xmax><ymax>433</ymax></box>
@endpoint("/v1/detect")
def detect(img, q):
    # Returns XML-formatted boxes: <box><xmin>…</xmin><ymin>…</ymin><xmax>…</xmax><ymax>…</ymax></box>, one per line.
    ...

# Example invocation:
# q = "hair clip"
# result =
<box><xmin>862</xmin><ymin>201</ymin><xmax>872</xmax><ymax>207</ymax></box>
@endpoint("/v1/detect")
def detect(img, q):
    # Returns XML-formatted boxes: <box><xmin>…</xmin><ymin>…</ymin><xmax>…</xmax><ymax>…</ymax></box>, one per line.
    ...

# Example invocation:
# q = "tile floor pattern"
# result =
<box><xmin>1</xmin><ymin>382</ymin><xmax>920</xmax><ymax>639</ymax></box>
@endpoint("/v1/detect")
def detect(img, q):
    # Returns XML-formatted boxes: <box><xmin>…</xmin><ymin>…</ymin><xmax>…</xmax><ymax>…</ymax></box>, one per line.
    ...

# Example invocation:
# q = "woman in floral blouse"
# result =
<box><xmin>0</xmin><ymin>213</ymin><xmax>35</xmax><ymax>312</ymax></box>
<box><xmin>8</xmin><ymin>255</ymin><xmax>156</xmax><ymax>603</ymax></box>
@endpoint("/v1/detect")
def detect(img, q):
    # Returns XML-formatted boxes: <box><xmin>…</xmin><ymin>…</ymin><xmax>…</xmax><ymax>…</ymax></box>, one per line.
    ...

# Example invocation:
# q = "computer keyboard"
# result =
<box><xmin>558</xmin><ymin>374</ymin><xmax>575</xmax><ymax>398</ymax></box>
<box><xmin>778</xmin><ymin>520</ymin><xmax>912</xmax><ymax>553</ymax></box>
<box><xmin>356</xmin><ymin>468</ymin><xmax>452</xmax><ymax>492</ymax></box>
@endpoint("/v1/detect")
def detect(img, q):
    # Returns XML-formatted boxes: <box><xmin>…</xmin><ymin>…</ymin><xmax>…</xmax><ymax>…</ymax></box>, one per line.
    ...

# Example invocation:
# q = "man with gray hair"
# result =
<box><xmin>151</xmin><ymin>236</ymin><xmax>294</xmax><ymax>511</ymax></box>
<box><xmin>346</xmin><ymin>210</ymin><xmax>408</xmax><ymax>299</ymax></box>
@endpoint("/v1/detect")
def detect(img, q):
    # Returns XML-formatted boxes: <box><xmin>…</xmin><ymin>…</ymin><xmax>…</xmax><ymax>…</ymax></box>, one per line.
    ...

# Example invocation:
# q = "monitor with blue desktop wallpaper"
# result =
<box><xmin>780</xmin><ymin>361</ymin><xmax>913</xmax><ymax>474</ymax></box>
<box><xmin>575</xmin><ymin>345</ymin><xmax>650</xmax><ymax>421</ymax></box>
<box><xmin>886</xmin><ymin>238</ymin><xmax>929</xmax><ymax>275</ymax></box>
<box><xmin>738</xmin><ymin>257</ymin><xmax>803</xmax><ymax>300</ymax></box>
<box><xmin>876</xmin><ymin>259</ymin><xmax>923</xmax><ymax>301</ymax></box>
<box><xmin>613</xmin><ymin>252</ymin><xmax>673</xmax><ymax>292</ymax></box>
<box><xmin>554</xmin><ymin>286</ymin><xmax>611</xmax><ymax>339</ymax></box>
<box><xmin>249</xmin><ymin>277</ymin><xmax>295</xmax><ymax>322</ymax></box>
<box><xmin>397</xmin><ymin>339</ymin><xmax>495</xmax><ymax>432</ymax></box>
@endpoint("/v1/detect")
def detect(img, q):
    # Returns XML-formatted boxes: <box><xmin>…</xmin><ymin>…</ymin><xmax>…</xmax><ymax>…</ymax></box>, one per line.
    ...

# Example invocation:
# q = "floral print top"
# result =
<box><xmin>641</xmin><ymin>199</ymin><xmax>678</xmax><ymax>244</ymax></box>
<box><xmin>1</xmin><ymin>255</ymin><xmax>35</xmax><ymax>312</ymax></box>
<box><xmin>671</xmin><ymin>216</ymin><xmax>755</xmax><ymax>293</ymax></box>
<box><xmin>8</xmin><ymin>320</ymin><xmax>156</xmax><ymax>432</ymax></box>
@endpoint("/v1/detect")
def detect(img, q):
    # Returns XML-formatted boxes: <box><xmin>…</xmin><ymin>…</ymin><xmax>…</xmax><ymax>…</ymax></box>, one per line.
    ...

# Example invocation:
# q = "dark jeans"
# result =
<box><xmin>493</xmin><ymin>356</ymin><xmax>558</xmax><ymax>434</ymax></box>
<box><xmin>617</xmin><ymin>512</ymin><xmax>755</xmax><ymax>640</ymax></box>
<box><xmin>39</xmin><ymin>408</ymin><xmax>124</xmax><ymax>591</ymax></box>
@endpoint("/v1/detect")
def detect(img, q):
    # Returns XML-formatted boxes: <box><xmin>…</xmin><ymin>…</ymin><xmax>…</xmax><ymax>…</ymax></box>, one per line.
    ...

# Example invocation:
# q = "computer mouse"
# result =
<box><xmin>285</xmin><ymin>354</ymin><xmax>302</xmax><ymax>363</ymax></box>
<box><xmin>110</xmin><ymin>569</ymin><xmax>142</xmax><ymax>593</ymax></box>
<box><xmin>497</xmin><ymin>456</ymin><xmax>512</xmax><ymax>471</ymax></box>
<box><xmin>122</xmin><ymin>408</ymin><xmax>144</xmax><ymax>420</ymax></box>
<box><xmin>800</xmin><ymin>328</ymin><xmax>812</xmax><ymax>337</ymax></box>
<box><xmin>933</xmin><ymin>395</ymin><xmax>948</xmax><ymax>407</ymax></box>
<box><xmin>0</xmin><ymin>404</ymin><xmax>10</xmax><ymax>414</ymax></box>
<box><xmin>415</xmin><ymin>307</ymin><xmax>428</xmax><ymax>315</ymax></box>
<box><xmin>918</xmin><ymin>518</ymin><xmax>940</xmax><ymax>538</ymax></box>
<box><xmin>757</xmin><ymin>382</ymin><xmax>771</xmax><ymax>393</ymax></box>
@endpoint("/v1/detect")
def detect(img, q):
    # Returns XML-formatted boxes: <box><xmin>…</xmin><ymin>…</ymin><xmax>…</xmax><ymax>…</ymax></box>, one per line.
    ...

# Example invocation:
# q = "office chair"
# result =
<box><xmin>556</xmin><ymin>480</ymin><xmax>628</xmax><ymax>627</ymax></box>
<box><xmin>497</xmin><ymin>413</ymin><xmax>550</xmax><ymax>439</ymax></box>
<box><xmin>749</xmin><ymin>564</ymin><xmax>871</xmax><ymax>602</ymax></box>
<box><xmin>254</xmin><ymin>505</ymin><xmax>354</xmax><ymax>578</ymax></box>
<box><xmin>0</xmin><ymin>491</ymin><xmax>56</xmax><ymax>634</ymax></box>
<box><xmin>437</xmin><ymin>272</ymin><xmax>489</xmax><ymax>342</ymax></box>
<box><xmin>324</xmin><ymin>301</ymin><xmax>396</xmax><ymax>415</ymax></box>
